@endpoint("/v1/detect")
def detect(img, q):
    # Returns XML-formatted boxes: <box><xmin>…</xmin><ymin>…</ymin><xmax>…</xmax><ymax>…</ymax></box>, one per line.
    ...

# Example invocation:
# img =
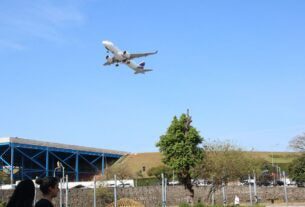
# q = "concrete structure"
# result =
<box><xmin>1</xmin><ymin>185</ymin><xmax>305</xmax><ymax>207</ymax></box>
<box><xmin>0</xmin><ymin>137</ymin><xmax>127</xmax><ymax>182</ymax></box>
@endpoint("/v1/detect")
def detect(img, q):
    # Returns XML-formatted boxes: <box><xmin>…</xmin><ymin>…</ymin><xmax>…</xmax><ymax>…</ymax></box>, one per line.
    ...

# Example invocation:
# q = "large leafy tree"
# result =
<box><xmin>147</xmin><ymin>165</ymin><xmax>172</xmax><ymax>180</ymax></box>
<box><xmin>100</xmin><ymin>163</ymin><xmax>133</xmax><ymax>187</ymax></box>
<box><xmin>195</xmin><ymin>140</ymin><xmax>264</xmax><ymax>186</ymax></box>
<box><xmin>156</xmin><ymin>111</ymin><xmax>203</xmax><ymax>197</ymax></box>
<box><xmin>289</xmin><ymin>133</ymin><xmax>305</xmax><ymax>152</ymax></box>
<box><xmin>288</xmin><ymin>153</ymin><xmax>305</xmax><ymax>183</ymax></box>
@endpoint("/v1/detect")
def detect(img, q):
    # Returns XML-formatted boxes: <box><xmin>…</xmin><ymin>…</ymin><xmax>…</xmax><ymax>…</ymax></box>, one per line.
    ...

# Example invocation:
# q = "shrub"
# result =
<box><xmin>194</xmin><ymin>203</ymin><xmax>205</xmax><ymax>207</ymax></box>
<box><xmin>106</xmin><ymin>198</ymin><xmax>144</xmax><ymax>207</ymax></box>
<box><xmin>179</xmin><ymin>203</ymin><xmax>191</xmax><ymax>207</ymax></box>
<box><xmin>0</xmin><ymin>201</ymin><xmax>6</xmax><ymax>207</ymax></box>
<box><xmin>136</xmin><ymin>178</ymin><xmax>160</xmax><ymax>186</ymax></box>
<box><xmin>96</xmin><ymin>187</ymin><xmax>114</xmax><ymax>206</ymax></box>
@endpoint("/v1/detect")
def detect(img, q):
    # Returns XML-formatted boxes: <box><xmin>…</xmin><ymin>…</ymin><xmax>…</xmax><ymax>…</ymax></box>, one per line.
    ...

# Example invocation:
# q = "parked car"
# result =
<box><xmin>241</xmin><ymin>179</ymin><xmax>255</xmax><ymax>186</ymax></box>
<box><xmin>257</xmin><ymin>180</ymin><xmax>272</xmax><ymax>186</ymax></box>
<box><xmin>118</xmin><ymin>183</ymin><xmax>132</xmax><ymax>188</ymax></box>
<box><xmin>297</xmin><ymin>182</ymin><xmax>305</xmax><ymax>187</ymax></box>
<box><xmin>167</xmin><ymin>180</ymin><xmax>180</xmax><ymax>185</ymax></box>
<box><xmin>275</xmin><ymin>180</ymin><xmax>284</xmax><ymax>186</ymax></box>
<box><xmin>192</xmin><ymin>179</ymin><xmax>211</xmax><ymax>187</ymax></box>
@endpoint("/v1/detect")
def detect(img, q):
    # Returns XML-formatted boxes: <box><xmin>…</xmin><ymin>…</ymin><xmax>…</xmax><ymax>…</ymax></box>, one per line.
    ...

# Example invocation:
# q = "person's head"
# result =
<box><xmin>35</xmin><ymin>177</ymin><xmax>59</xmax><ymax>198</ymax></box>
<box><xmin>6</xmin><ymin>179</ymin><xmax>35</xmax><ymax>207</ymax></box>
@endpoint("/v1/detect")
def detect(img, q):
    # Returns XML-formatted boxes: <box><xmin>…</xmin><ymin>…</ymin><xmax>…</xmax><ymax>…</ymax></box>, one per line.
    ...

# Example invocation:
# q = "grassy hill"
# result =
<box><xmin>247</xmin><ymin>151</ymin><xmax>299</xmax><ymax>163</ymax></box>
<box><xmin>111</xmin><ymin>151</ymin><xmax>300</xmax><ymax>178</ymax></box>
<box><xmin>112</xmin><ymin>152</ymin><xmax>164</xmax><ymax>178</ymax></box>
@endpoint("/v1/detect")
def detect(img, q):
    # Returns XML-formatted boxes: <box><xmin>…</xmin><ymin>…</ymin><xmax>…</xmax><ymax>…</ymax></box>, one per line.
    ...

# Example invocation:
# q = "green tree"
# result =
<box><xmin>0</xmin><ymin>171</ymin><xmax>9</xmax><ymax>184</ymax></box>
<box><xmin>195</xmin><ymin>140</ymin><xmax>264</xmax><ymax>185</ymax></box>
<box><xmin>156</xmin><ymin>111</ymin><xmax>203</xmax><ymax>197</ymax></box>
<box><xmin>288</xmin><ymin>153</ymin><xmax>305</xmax><ymax>184</ymax></box>
<box><xmin>147</xmin><ymin>165</ymin><xmax>172</xmax><ymax>180</ymax></box>
<box><xmin>101</xmin><ymin>163</ymin><xmax>133</xmax><ymax>187</ymax></box>
<box><xmin>289</xmin><ymin>132</ymin><xmax>305</xmax><ymax>152</ymax></box>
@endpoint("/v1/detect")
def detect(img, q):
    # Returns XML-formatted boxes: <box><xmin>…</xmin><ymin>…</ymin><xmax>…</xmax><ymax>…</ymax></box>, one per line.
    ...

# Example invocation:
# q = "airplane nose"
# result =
<box><xmin>102</xmin><ymin>40</ymin><xmax>113</xmax><ymax>46</ymax></box>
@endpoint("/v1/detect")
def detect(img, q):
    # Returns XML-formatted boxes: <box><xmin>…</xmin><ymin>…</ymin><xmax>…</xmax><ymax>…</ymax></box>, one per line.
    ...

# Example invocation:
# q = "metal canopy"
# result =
<box><xmin>0</xmin><ymin>137</ymin><xmax>127</xmax><ymax>183</ymax></box>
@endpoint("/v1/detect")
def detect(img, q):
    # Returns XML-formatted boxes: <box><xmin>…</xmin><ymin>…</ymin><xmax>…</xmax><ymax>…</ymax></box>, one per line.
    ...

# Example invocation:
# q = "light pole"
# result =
<box><xmin>54</xmin><ymin>161</ymin><xmax>65</xmax><ymax>207</ymax></box>
<box><xmin>270</xmin><ymin>144</ymin><xmax>279</xmax><ymax>185</ymax></box>
<box><xmin>172</xmin><ymin>170</ymin><xmax>174</xmax><ymax>186</ymax></box>
<box><xmin>272</xmin><ymin>151</ymin><xmax>274</xmax><ymax>167</ymax></box>
<box><xmin>270</xmin><ymin>144</ymin><xmax>279</xmax><ymax>166</ymax></box>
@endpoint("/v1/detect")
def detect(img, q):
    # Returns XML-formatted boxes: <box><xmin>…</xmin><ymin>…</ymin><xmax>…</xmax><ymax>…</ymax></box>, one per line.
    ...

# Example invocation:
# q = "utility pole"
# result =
<box><xmin>172</xmin><ymin>170</ymin><xmax>175</xmax><ymax>186</ymax></box>
<box><xmin>248</xmin><ymin>174</ymin><xmax>253</xmax><ymax>206</ymax></box>
<box><xmin>283</xmin><ymin>171</ymin><xmax>288</xmax><ymax>205</ymax></box>
<box><xmin>222</xmin><ymin>180</ymin><xmax>227</xmax><ymax>206</ymax></box>
<box><xmin>253</xmin><ymin>171</ymin><xmax>258</xmax><ymax>204</ymax></box>
<box><xmin>93</xmin><ymin>176</ymin><xmax>96</xmax><ymax>207</ymax></box>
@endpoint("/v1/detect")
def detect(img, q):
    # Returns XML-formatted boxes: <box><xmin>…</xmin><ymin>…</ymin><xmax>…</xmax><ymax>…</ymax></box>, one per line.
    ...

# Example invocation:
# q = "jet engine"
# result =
<box><xmin>122</xmin><ymin>50</ymin><xmax>130</xmax><ymax>59</ymax></box>
<box><xmin>106</xmin><ymin>55</ymin><xmax>113</xmax><ymax>63</ymax></box>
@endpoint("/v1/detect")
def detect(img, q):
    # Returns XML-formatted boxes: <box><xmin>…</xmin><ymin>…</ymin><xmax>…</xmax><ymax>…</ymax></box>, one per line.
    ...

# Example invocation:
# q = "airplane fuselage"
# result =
<box><xmin>102</xmin><ymin>41</ymin><xmax>130</xmax><ymax>62</ymax></box>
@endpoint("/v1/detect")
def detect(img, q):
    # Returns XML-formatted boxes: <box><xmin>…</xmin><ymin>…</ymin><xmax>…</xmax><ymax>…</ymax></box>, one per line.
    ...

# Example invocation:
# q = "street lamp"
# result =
<box><xmin>53</xmin><ymin>161</ymin><xmax>65</xmax><ymax>207</ymax></box>
<box><xmin>270</xmin><ymin>144</ymin><xmax>279</xmax><ymax>185</ymax></box>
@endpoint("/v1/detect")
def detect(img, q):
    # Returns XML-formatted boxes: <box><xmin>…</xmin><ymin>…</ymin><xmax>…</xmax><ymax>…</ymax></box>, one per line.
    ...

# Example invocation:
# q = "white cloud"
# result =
<box><xmin>0</xmin><ymin>0</ymin><xmax>86</xmax><ymax>46</ymax></box>
<box><xmin>0</xmin><ymin>40</ymin><xmax>25</xmax><ymax>51</ymax></box>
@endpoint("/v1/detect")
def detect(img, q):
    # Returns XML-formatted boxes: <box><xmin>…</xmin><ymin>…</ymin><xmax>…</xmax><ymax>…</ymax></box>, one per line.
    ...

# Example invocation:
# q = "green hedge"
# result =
<box><xmin>135</xmin><ymin>178</ymin><xmax>160</xmax><ymax>186</ymax></box>
<box><xmin>0</xmin><ymin>201</ymin><xmax>6</xmax><ymax>207</ymax></box>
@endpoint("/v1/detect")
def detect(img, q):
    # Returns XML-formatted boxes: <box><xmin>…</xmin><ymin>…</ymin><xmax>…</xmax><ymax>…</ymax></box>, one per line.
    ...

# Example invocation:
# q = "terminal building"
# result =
<box><xmin>0</xmin><ymin>137</ymin><xmax>127</xmax><ymax>183</ymax></box>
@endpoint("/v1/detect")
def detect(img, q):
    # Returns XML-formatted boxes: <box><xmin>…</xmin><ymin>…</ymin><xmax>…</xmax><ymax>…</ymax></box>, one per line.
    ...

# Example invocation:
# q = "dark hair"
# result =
<box><xmin>6</xmin><ymin>179</ymin><xmax>35</xmax><ymax>207</ymax></box>
<box><xmin>35</xmin><ymin>177</ymin><xmax>59</xmax><ymax>195</ymax></box>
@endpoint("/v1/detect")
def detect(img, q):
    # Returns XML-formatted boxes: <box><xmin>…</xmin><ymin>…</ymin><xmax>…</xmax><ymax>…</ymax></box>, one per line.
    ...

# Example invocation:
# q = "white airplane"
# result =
<box><xmin>102</xmin><ymin>40</ymin><xmax>157</xmax><ymax>74</ymax></box>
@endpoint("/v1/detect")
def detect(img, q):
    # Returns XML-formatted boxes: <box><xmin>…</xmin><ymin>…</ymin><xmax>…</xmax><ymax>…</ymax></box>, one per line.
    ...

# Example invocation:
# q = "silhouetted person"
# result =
<box><xmin>6</xmin><ymin>179</ymin><xmax>35</xmax><ymax>207</ymax></box>
<box><xmin>35</xmin><ymin>177</ymin><xmax>59</xmax><ymax>207</ymax></box>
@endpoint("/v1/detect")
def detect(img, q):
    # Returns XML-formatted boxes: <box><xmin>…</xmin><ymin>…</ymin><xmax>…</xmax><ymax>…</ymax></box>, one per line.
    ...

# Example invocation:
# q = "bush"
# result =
<box><xmin>95</xmin><ymin>187</ymin><xmax>114</xmax><ymax>206</ymax></box>
<box><xmin>179</xmin><ymin>203</ymin><xmax>191</xmax><ymax>207</ymax></box>
<box><xmin>106</xmin><ymin>198</ymin><xmax>144</xmax><ymax>207</ymax></box>
<box><xmin>194</xmin><ymin>203</ymin><xmax>205</xmax><ymax>207</ymax></box>
<box><xmin>136</xmin><ymin>178</ymin><xmax>160</xmax><ymax>186</ymax></box>
<box><xmin>0</xmin><ymin>201</ymin><xmax>6</xmax><ymax>207</ymax></box>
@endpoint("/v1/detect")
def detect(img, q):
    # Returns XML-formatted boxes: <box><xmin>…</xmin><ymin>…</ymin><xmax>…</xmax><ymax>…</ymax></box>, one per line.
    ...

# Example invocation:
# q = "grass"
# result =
<box><xmin>111</xmin><ymin>151</ymin><xmax>300</xmax><ymax>178</ymax></box>
<box><xmin>177</xmin><ymin>204</ymin><xmax>266</xmax><ymax>207</ymax></box>
<box><xmin>248</xmin><ymin>151</ymin><xmax>300</xmax><ymax>164</ymax></box>
<box><xmin>112</xmin><ymin>152</ymin><xmax>164</xmax><ymax>177</ymax></box>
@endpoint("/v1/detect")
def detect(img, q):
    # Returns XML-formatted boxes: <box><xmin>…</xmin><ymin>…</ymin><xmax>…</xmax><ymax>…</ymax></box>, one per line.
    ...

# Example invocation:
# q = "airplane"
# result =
<box><xmin>102</xmin><ymin>40</ymin><xmax>157</xmax><ymax>74</ymax></box>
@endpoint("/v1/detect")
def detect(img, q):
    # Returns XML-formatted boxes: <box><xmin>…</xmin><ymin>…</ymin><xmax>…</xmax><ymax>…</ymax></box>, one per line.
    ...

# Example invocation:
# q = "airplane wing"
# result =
<box><xmin>135</xmin><ymin>69</ymin><xmax>152</xmax><ymax>74</ymax></box>
<box><xmin>103</xmin><ymin>62</ymin><xmax>112</xmax><ymax>66</ymax></box>
<box><xmin>103</xmin><ymin>56</ymin><xmax>119</xmax><ymax>66</ymax></box>
<box><xmin>129</xmin><ymin>51</ymin><xmax>158</xmax><ymax>59</ymax></box>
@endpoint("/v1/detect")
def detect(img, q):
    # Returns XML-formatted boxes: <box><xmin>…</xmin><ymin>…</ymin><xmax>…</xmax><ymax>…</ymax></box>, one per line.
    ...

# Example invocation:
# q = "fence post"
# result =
<box><xmin>65</xmin><ymin>175</ymin><xmax>68</xmax><ymax>207</ymax></box>
<box><xmin>283</xmin><ymin>171</ymin><xmax>288</xmax><ymax>205</ymax></box>
<box><xmin>60</xmin><ymin>178</ymin><xmax>62</xmax><ymax>207</ymax></box>
<box><xmin>93</xmin><ymin>176</ymin><xmax>96</xmax><ymax>207</ymax></box>
<box><xmin>253</xmin><ymin>171</ymin><xmax>258</xmax><ymax>204</ymax></box>
<box><xmin>114</xmin><ymin>174</ymin><xmax>117</xmax><ymax>207</ymax></box>
<box><xmin>248</xmin><ymin>174</ymin><xmax>252</xmax><ymax>206</ymax></box>
<box><xmin>165</xmin><ymin>177</ymin><xmax>167</xmax><ymax>206</ymax></box>
<box><xmin>222</xmin><ymin>180</ymin><xmax>226</xmax><ymax>206</ymax></box>
<box><xmin>212</xmin><ymin>177</ymin><xmax>215</xmax><ymax>206</ymax></box>
<box><xmin>161</xmin><ymin>173</ymin><xmax>164</xmax><ymax>207</ymax></box>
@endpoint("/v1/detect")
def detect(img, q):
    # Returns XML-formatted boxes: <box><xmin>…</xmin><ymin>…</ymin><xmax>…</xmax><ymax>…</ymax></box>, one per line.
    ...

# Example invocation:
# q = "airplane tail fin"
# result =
<box><xmin>138</xmin><ymin>61</ymin><xmax>145</xmax><ymax>68</ymax></box>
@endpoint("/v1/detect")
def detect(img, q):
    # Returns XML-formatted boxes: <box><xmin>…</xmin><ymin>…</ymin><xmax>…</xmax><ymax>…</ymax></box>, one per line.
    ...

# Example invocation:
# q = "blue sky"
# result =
<box><xmin>1</xmin><ymin>0</ymin><xmax>305</xmax><ymax>152</ymax></box>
